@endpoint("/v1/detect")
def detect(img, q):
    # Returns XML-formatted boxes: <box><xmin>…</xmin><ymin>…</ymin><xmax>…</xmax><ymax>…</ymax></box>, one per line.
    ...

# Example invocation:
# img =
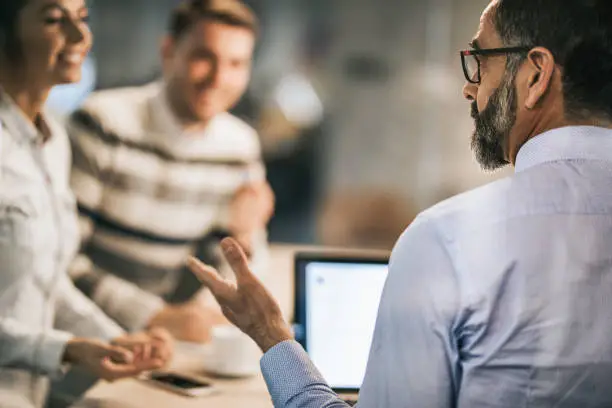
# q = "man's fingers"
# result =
<box><xmin>186</xmin><ymin>257</ymin><xmax>229</xmax><ymax>296</ymax></box>
<box><xmin>238</xmin><ymin>183</ymin><xmax>260</xmax><ymax>195</ymax></box>
<box><xmin>130</xmin><ymin>345</ymin><xmax>143</xmax><ymax>362</ymax></box>
<box><xmin>100</xmin><ymin>358</ymin><xmax>145</xmax><ymax>380</ymax></box>
<box><xmin>149</xmin><ymin>329</ymin><xmax>173</xmax><ymax>361</ymax></box>
<box><xmin>140</xmin><ymin>343</ymin><xmax>152</xmax><ymax>361</ymax></box>
<box><xmin>220</xmin><ymin>238</ymin><xmax>253</xmax><ymax>282</ymax></box>
<box><xmin>134</xmin><ymin>357</ymin><xmax>165</xmax><ymax>371</ymax></box>
<box><xmin>104</xmin><ymin>345</ymin><xmax>133</xmax><ymax>365</ymax></box>
<box><xmin>100</xmin><ymin>353</ymin><xmax>165</xmax><ymax>381</ymax></box>
<box><xmin>150</xmin><ymin>343</ymin><xmax>170</xmax><ymax>363</ymax></box>
<box><xmin>148</xmin><ymin>327</ymin><xmax>172</xmax><ymax>342</ymax></box>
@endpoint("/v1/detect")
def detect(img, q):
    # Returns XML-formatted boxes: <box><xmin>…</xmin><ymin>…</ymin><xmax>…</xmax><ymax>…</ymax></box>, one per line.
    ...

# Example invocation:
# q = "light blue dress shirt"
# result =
<box><xmin>260</xmin><ymin>126</ymin><xmax>612</xmax><ymax>408</ymax></box>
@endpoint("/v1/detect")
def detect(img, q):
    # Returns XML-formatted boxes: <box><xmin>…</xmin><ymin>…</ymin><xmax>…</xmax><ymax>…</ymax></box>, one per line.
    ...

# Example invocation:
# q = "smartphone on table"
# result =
<box><xmin>142</xmin><ymin>372</ymin><xmax>216</xmax><ymax>397</ymax></box>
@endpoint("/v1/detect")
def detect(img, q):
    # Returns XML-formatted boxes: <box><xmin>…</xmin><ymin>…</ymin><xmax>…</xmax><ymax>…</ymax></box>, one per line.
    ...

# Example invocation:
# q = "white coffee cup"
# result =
<box><xmin>201</xmin><ymin>325</ymin><xmax>262</xmax><ymax>378</ymax></box>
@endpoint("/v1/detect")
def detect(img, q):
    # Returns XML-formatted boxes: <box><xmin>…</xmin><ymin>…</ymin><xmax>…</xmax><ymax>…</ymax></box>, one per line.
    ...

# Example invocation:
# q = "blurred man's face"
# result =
<box><xmin>162</xmin><ymin>20</ymin><xmax>255</xmax><ymax>125</ymax></box>
<box><xmin>463</xmin><ymin>2</ymin><xmax>518</xmax><ymax>170</ymax></box>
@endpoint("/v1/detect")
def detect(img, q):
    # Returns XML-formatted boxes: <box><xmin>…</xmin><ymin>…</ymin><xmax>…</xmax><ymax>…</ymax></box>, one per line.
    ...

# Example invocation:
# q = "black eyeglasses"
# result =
<box><xmin>460</xmin><ymin>47</ymin><xmax>531</xmax><ymax>84</ymax></box>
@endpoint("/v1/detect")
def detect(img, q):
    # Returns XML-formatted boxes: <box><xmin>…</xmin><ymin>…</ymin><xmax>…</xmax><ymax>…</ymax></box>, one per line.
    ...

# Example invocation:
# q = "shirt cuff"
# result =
<box><xmin>260</xmin><ymin>340</ymin><xmax>327</xmax><ymax>407</ymax></box>
<box><xmin>36</xmin><ymin>330</ymin><xmax>74</xmax><ymax>379</ymax></box>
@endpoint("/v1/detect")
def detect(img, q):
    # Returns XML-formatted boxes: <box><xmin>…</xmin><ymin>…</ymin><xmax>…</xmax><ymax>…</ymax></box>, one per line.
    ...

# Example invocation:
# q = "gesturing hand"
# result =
<box><xmin>186</xmin><ymin>238</ymin><xmax>292</xmax><ymax>352</ymax></box>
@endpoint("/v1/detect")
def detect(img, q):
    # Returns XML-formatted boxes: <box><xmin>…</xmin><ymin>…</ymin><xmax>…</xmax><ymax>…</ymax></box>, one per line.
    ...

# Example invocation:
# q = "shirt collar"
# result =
<box><xmin>515</xmin><ymin>126</ymin><xmax>612</xmax><ymax>173</ymax></box>
<box><xmin>148</xmin><ymin>81</ymin><xmax>217</xmax><ymax>137</ymax></box>
<box><xmin>148</xmin><ymin>81</ymin><xmax>184</xmax><ymax>137</ymax></box>
<box><xmin>146</xmin><ymin>81</ymin><xmax>226</xmax><ymax>157</ymax></box>
<box><xmin>0</xmin><ymin>90</ymin><xmax>53</xmax><ymax>144</ymax></box>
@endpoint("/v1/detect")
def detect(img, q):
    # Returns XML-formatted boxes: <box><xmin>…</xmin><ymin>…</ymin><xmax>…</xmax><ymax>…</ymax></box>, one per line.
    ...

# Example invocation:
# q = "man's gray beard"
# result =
<box><xmin>470</xmin><ymin>71</ymin><xmax>518</xmax><ymax>171</ymax></box>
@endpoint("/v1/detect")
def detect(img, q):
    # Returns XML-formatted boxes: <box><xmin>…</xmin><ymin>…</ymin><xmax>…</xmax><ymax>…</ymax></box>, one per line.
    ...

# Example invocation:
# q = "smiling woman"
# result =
<box><xmin>0</xmin><ymin>0</ymin><xmax>92</xmax><ymax>89</ymax></box>
<box><xmin>0</xmin><ymin>1</ymin><xmax>171</xmax><ymax>408</ymax></box>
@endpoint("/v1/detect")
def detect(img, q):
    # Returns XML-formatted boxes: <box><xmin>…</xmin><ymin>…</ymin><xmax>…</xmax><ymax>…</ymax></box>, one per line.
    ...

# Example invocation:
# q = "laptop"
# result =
<box><xmin>293</xmin><ymin>252</ymin><xmax>390</xmax><ymax>405</ymax></box>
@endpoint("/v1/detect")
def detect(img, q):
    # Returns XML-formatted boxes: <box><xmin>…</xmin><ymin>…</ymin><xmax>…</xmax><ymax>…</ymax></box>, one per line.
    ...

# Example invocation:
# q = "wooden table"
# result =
<box><xmin>80</xmin><ymin>244</ymin><xmax>388</xmax><ymax>408</ymax></box>
<box><xmin>80</xmin><ymin>359</ymin><xmax>275</xmax><ymax>408</ymax></box>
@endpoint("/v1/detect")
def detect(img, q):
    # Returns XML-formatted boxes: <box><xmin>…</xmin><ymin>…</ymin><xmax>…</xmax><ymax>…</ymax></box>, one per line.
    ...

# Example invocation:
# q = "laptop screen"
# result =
<box><xmin>294</xmin><ymin>255</ymin><xmax>389</xmax><ymax>391</ymax></box>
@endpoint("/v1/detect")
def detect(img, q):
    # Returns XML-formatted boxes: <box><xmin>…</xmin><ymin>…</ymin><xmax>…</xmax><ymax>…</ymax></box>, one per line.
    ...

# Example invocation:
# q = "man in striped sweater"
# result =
<box><xmin>66</xmin><ymin>0</ymin><xmax>274</xmax><ymax>342</ymax></box>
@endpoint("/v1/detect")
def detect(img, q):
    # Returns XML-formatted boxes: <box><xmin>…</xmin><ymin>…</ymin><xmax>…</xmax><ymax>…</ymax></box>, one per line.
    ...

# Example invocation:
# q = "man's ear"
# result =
<box><xmin>524</xmin><ymin>47</ymin><xmax>556</xmax><ymax>109</ymax></box>
<box><xmin>160</xmin><ymin>36</ymin><xmax>176</xmax><ymax>71</ymax></box>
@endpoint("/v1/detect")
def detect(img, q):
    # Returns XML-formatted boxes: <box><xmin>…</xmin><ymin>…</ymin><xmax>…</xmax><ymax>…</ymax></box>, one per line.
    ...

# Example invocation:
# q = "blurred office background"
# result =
<box><xmin>49</xmin><ymin>0</ymin><xmax>510</xmax><ymax>249</ymax></box>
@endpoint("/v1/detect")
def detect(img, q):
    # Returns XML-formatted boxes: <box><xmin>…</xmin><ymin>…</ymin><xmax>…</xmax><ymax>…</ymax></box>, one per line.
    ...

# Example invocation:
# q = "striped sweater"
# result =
<box><xmin>67</xmin><ymin>81</ymin><xmax>269</xmax><ymax>331</ymax></box>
